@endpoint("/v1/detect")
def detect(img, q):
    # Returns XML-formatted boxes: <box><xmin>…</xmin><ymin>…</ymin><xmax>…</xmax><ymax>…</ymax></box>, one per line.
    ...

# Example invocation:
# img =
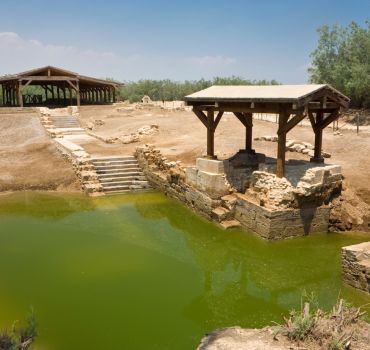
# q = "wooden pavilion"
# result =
<box><xmin>185</xmin><ymin>84</ymin><xmax>350</xmax><ymax>178</ymax></box>
<box><xmin>0</xmin><ymin>66</ymin><xmax>122</xmax><ymax>107</ymax></box>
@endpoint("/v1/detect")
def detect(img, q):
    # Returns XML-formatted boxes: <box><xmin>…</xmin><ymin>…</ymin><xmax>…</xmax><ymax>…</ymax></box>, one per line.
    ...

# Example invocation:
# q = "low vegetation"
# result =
<box><xmin>0</xmin><ymin>310</ymin><xmax>37</xmax><ymax>350</ymax></box>
<box><xmin>277</xmin><ymin>293</ymin><xmax>367</xmax><ymax>349</ymax></box>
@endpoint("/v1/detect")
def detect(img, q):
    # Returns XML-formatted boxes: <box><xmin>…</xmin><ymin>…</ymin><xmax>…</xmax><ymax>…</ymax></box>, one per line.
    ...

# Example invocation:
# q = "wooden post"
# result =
<box><xmin>63</xmin><ymin>85</ymin><xmax>66</xmax><ymax>104</ymax></box>
<box><xmin>276</xmin><ymin>111</ymin><xmax>289</xmax><ymax>178</ymax></box>
<box><xmin>57</xmin><ymin>86</ymin><xmax>60</xmax><ymax>104</ymax></box>
<box><xmin>76</xmin><ymin>81</ymin><xmax>80</xmax><ymax>106</ymax></box>
<box><xmin>1</xmin><ymin>84</ymin><xmax>4</xmax><ymax>106</ymax></box>
<box><xmin>245</xmin><ymin>113</ymin><xmax>253</xmax><ymax>151</ymax></box>
<box><xmin>311</xmin><ymin>112</ymin><xmax>324</xmax><ymax>163</ymax></box>
<box><xmin>207</xmin><ymin>110</ymin><xmax>215</xmax><ymax>158</ymax></box>
<box><xmin>18</xmin><ymin>81</ymin><xmax>23</xmax><ymax>107</ymax></box>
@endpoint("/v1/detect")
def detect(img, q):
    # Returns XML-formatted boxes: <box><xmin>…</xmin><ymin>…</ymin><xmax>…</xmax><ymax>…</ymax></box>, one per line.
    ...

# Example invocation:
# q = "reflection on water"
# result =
<box><xmin>0</xmin><ymin>191</ymin><xmax>369</xmax><ymax>350</ymax></box>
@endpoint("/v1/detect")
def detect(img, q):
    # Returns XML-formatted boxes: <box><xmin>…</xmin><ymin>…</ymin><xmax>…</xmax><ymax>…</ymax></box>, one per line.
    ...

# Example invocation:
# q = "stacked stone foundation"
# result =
<box><xmin>135</xmin><ymin>146</ymin><xmax>341</xmax><ymax>240</ymax></box>
<box><xmin>342</xmin><ymin>242</ymin><xmax>370</xmax><ymax>294</ymax></box>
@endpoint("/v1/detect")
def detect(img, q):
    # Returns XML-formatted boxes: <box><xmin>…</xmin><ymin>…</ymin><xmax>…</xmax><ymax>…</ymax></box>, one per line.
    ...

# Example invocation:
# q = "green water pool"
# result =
<box><xmin>0</xmin><ymin>191</ymin><xmax>369</xmax><ymax>350</ymax></box>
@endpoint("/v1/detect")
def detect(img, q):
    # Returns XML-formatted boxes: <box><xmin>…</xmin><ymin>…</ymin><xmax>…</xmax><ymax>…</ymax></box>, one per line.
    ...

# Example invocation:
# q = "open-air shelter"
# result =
<box><xmin>184</xmin><ymin>84</ymin><xmax>350</xmax><ymax>178</ymax></box>
<box><xmin>0</xmin><ymin>66</ymin><xmax>122</xmax><ymax>107</ymax></box>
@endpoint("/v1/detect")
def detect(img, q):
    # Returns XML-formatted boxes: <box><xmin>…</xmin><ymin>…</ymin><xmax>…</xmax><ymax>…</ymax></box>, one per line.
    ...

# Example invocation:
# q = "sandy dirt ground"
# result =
<box><xmin>78</xmin><ymin>104</ymin><xmax>370</xmax><ymax>204</ymax></box>
<box><xmin>0</xmin><ymin>112</ymin><xmax>80</xmax><ymax>192</ymax></box>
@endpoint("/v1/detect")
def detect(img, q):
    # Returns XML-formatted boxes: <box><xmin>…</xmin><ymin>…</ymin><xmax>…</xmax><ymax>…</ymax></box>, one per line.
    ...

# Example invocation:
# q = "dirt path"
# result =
<box><xmin>78</xmin><ymin>104</ymin><xmax>370</xmax><ymax>204</ymax></box>
<box><xmin>0</xmin><ymin>112</ymin><xmax>80</xmax><ymax>192</ymax></box>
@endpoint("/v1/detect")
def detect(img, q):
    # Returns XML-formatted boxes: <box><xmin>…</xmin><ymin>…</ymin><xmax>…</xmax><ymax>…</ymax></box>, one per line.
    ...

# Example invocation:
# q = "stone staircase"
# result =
<box><xmin>211</xmin><ymin>194</ymin><xmax>241</xmax><ymax>229</ymax></box>
<box><xmin>40</xmin><ymin>113</ymin><xmax>86</xmax><ymax>136</ymax></box>
<box><xmin>91</xmin><ymin>156</ymin><xmax>150</xmax><ymax>194</ymax></box>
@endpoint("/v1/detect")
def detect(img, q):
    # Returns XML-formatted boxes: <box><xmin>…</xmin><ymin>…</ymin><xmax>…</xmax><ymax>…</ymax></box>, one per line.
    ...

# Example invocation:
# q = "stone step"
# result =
<box><xmin>101</xmin><ymin>180</ymin><xmax>149</xmax><ymax>188</ymax></box>
<box><xmin>95</xmin><ymin>165</ymin><xmax>141</xmax><ymax>171</ymax></box>
<box><xmin>91</xmin><ymin>156</ymin><xmax>136</xmax><ymax>162</ymax></box>
<box><xmin>102</xmin><ymin>184</ymin><xmax>131</xmax><ymax>191</ymax></box>
<box><xmin>96</xmin><ymin>167</ymin><xmax>141</xmax><ymax>174</ymax></box>
<box><xmin>97</xmin><ymin>171</ymin><xmax>143</xmax><ymax>178</ymax></box>
<box><xmin>52</xmin><ymin>121</ymin><xmax>80</xmax><ymax>124</ymax></box>
<box><xmin>220</xmin><ymin>220</ymin><xmax>241</xmax><ymax>229</ymax></box>
<box><xmin>92</xmin><ymin>160</ymin><xmax>138</xmax><ymax>166</ymax></box>
<box><xmin>98</xmin><ymin>175</ymin><xmax>146</xmax><ymax>183</ymax></box>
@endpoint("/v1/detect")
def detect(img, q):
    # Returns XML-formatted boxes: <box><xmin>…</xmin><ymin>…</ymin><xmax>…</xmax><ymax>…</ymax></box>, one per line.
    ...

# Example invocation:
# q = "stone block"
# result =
<box><xmin>185</xmin><ymin>166</ymin><xmax>198</xmax><ymax>187</ymax></box>
<box><xmin>196</xmin><ymin>171</ymin><xmax>230</xmax><ymax>199</ymax></box>
<box><xmin>196</xmin><ymin>158</ymin><xmax>225</xmax><ymax>174</ymax></box>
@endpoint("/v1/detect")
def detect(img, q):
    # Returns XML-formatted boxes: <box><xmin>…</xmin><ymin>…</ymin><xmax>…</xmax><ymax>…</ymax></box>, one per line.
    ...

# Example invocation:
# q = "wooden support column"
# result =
<box><xmin>276</xmin><ymin>111</ymin><xmax>289</xmax><ymax>178</ymax></box>
<box><xmin>245</xmin><ymin>114</ymin><xmax>253</xmax><ymax>151</ymax></box>
<box><xmin>193</xmin><ymin>108</ymin><xmax>223</xmax><ymax>159</ymax></box>
<box><xmin>76</xmin><ymin>81</ymin><xmax>80</xmax><ymax>106</ymax></box>
<box><xmin>207</xmin><ymin>110</ymin><xmax>215</xmax><ymax>158</ymax></box>
<box><xmin>1</xmin><ymin>84</ymin><xmax>4</xmax><ymax>106</ymax></box>
<box><xmin>311</xmin><ymin>112</ymin><xmax>324</xmax><ymax>163</ymax></box>
<box><xmin>63</xmin><ymin>85</ymin><xmax>66</xmax><ymax>104</ymax></box>
<box><xmin>18</xmin><ymin>81</ymin><xmax>23</xmax><ymax>107</ymax></box>
<box><xmin>234</xmin><ymin>112</ymin><xmax>253</xmax><ymax>151</ymax></box>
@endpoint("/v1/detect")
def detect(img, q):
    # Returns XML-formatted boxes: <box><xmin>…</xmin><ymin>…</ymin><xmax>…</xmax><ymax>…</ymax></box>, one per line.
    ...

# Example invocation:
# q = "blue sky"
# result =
<box><xmin>0</xmin><ymin>0</ymin><xmax>368</xmax><ymax>83</ymax></box>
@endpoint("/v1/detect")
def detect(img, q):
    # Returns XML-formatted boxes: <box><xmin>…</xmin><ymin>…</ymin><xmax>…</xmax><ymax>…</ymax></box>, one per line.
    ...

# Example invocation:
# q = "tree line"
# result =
<box><xmin>117</xmin><ymin>77</ymin><xmax>279</xmax><ymax>102</ymax></box>
<box><xmin>309</xmin><ymin>21</ymin><xmax>370</xmax><ymax>107</ymax></box>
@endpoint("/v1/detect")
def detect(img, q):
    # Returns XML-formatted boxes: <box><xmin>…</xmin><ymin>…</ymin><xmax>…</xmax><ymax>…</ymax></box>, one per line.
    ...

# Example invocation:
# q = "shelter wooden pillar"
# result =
<box><xmin>234</xmin><ymin>112</ymin><xmax>253</xmax><ymax>152</ymax></box>
<box><xmin>1</xmin><ymin>84</ymin><xmax>4</xmax><ymax>106</ymax></box>
<box><xmin>311</xmin><ymin>112</ymin><xmax>324</xmax><ymax>163</ymax></box>
<box><xmin>76</xmin><ymin>81</ymin><xmax>80</xmax><ymax>106</ymax></box>
<box><xmin>193</xmin><ymin>108</ymin><xmax>223</xmax><ymax>159</ymax></box>
<box><xmin>276</xmin><ymin>111</ymin><xmax>289</xmax><ymax>178</ymax></box>
<box><xmin>18</xmin><ymin>81</ymin><xmax>23</xmax><ymax>107</ymax></box>
<box><xmin>207</xmin><ymin>110</ymin><xmax>215</xmax><ymax>158</ymax></box>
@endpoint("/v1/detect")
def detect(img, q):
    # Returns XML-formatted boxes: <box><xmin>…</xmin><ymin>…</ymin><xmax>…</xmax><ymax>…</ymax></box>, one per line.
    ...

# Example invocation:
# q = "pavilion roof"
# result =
<box><xmin>185</xmin><ymin>84</ymin><xmax>350</xmax><ymax>106</ymax></box>
<box><xmin>0</xmin><ymin>65</ymin><xmax>122</xmax><ymax>87</ymax></box>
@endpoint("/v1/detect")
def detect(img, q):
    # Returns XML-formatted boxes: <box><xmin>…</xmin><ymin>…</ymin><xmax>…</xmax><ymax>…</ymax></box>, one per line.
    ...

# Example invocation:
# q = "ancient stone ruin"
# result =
<box><xmin>342</xmin><ymin>242</ymin><xmax>370</xmax><ymax>294</ymax></box>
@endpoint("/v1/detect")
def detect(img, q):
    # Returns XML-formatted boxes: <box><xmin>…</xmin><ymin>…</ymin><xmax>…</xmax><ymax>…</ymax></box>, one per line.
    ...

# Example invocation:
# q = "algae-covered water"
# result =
<box><xmin>0</xmin><ymin>191</ymin><xmax>369</xmax><ymax>350</ymax></box>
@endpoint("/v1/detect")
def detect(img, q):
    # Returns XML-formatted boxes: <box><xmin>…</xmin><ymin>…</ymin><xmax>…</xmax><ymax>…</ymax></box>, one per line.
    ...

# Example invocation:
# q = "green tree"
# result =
<box><xmin>309</xmin><ymin>21</ymin><xmax>370</xmax><ymax>107</ymax></box>
<box><xmin>118</xmin><ymin>76</ymin><xmax>279</xmax><ymax>103</ymax></box>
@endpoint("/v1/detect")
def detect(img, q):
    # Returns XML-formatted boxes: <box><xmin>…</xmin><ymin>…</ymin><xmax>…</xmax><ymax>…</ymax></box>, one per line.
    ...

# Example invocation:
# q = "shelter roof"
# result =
<box><xmin>0</xmin><ymin>65</ymin><xmax>122</xmax><ymax>87</ymax></box>
<box><xmin>185</xmin><ymin>84</ymin><xmax>349</xmax><ymax>106</ymax></box>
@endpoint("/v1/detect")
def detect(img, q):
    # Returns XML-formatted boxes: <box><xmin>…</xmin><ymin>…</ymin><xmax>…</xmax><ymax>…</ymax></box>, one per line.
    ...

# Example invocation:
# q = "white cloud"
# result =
<box><xmin>0</xmin><ymin>32</ymin><xmax>121</xmax><ymax>78</ymax></box>
<box><xmin>0</xmin><ymin>32</ymin><xmax>241</xmax><ymax>81</ymax></box>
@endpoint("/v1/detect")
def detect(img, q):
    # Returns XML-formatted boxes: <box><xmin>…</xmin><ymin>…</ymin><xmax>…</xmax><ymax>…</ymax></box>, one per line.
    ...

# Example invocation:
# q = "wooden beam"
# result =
<box><xmin>277</xmin><ymin>112</ymin><xmax>306</xmax><ymax>135</ymax></box>
<box><xmin>213</xmin><ymin>111</ymin><xmax>223</xmax><ymax>131</ymax></box>
<box><xmin>316</xmin><ymin>110</ymin><xmax>340</xmax><ymax>130</ymax></box>
<box><xmin>66</xmin><ymin>80</ymin><xmax>78</xmax><ymax>91</ymax></box>
<box><xmin>193</xmin><ymin>108</ymin><xmax>208</xmax><ymax>128</ymax></box>
<box><xmin>20</xmin><ymin>76</ymin><xmax>78</xmax><ymax>81</ymax></box>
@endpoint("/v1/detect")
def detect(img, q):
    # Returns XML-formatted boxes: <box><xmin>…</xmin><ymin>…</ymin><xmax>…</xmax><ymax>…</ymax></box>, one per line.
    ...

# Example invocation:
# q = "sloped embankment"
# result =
<box><xmin>0</xmin><ymin>112</ymin><xmax>80</xmax><ymax>192</ymax></box>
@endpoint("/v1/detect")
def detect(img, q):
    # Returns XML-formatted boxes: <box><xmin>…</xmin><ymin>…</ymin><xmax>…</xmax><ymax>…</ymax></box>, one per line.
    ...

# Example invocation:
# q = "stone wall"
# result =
<box><xmin>234</xmin><ymin>193</ymin><xmax>330</xmax><ymax>240</ymax></box>
<box><xmin>135</xmin><ymin>145</ymin><xmax>335</xmax><ymax>239</ymax></box>
<box><xmin>135</xmin><ymin>146</ymin><xmax>222</xmax><ymax>219</ymax></box>
<box><xmin>342</xmin><ymin>242</ymin><xmax>370</xmax><ymax>294</ymax></box>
